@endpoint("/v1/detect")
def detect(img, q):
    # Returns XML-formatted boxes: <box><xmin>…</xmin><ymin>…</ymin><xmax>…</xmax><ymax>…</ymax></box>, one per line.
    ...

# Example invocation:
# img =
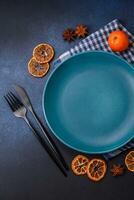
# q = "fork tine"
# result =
<box><xmin>9</xmin><ymin>92</ymin><xmax>23</xmax><ymax>107</ymax></box>
<box><xmin>8</xmin><ymin>92</ymin><xmax>23</xmax><ymax>110</ymax></box>
<box><xmin>4</xmin><ymin>95</ymin><xmax>15</xmax><ymax>112</ymax></box>
<box><xmin>7</xmin><ymin>92</ymin><xmax>19</xmax><ymax>110</ymax></box>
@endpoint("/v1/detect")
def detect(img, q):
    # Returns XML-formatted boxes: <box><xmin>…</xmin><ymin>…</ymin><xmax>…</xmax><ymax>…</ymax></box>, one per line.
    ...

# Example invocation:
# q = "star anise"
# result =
<box><xmin>62</xmin><ymin>28</ymin><xmax>76</xmax><ymax>42</ymax></box>
<box><xmin>110</xmin><ymin>164</ymin><xmax>125</xmax><ymax>176</ymax></box>
<box><xmin>75</xmin><ymin>24</ymin><xmax>89</xmax><ymax>38</ymax></box>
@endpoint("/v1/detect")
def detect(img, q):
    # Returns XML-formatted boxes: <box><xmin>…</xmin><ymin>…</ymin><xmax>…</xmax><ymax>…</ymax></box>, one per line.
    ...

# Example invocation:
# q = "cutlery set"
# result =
<box><xmin>5</xmin><ymin>85</ymin><xmax>68</xmax><ymax>177</ymax></box>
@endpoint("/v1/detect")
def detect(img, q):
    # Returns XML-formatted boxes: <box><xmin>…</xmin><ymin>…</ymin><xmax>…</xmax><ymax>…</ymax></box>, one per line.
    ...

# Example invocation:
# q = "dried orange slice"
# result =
<box><xmin>71</xmin><ymin>155</ymin><xmax>89</xmax><ymax>175</ymax></box>
<box><xmin>87</xmin><ymin>159</ymin><xmax>107</xmax><ymax>181</ymax></box>
<box><xmin>28</xmin><ymin>57</ymin><xmax>49</xmax><ymax>77</ymax></box>
<box><xmin>33</xmin><ymin>43</ymin><xmax>54</xmax><ymax>63</ymax></box>
<box><xmin>125</xmin><ymin>151</ymin><xmax>134</xmax><ymax>172</ymax></box>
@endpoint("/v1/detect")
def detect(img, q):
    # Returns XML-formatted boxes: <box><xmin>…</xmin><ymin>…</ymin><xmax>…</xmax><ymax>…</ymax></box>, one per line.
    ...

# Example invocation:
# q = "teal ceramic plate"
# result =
<box><xmin>43</xmin><ymin>51</ymin><xmax>134</xmax><ymax>154</ymax></box>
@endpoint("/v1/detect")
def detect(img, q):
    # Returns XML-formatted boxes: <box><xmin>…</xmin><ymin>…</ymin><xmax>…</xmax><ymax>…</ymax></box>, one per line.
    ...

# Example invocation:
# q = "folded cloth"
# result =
<box><xmin>54</xmin><ymin>19</ymin><xmax>134</xmax><ymax>160</ymax></box>
<box><xmin>54</xmin><ymin>19</ymin><xmax>134</xmax><ymax>66</ymax></box>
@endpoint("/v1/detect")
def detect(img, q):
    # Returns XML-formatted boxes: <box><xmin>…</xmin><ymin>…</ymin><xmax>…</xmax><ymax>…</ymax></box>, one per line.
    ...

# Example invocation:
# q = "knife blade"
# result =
<box><xmin>14</xmin><ymin>85</ymin><xmax>33</xmax><ymax>112</ymax></box>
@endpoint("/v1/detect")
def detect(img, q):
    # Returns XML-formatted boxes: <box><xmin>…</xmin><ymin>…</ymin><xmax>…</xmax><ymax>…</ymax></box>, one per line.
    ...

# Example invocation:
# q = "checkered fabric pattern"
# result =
<box><xmin>54</xmin><ymin>19</ymin><xmax>134</xmax><ymax>67</ymax></box>
<box><xmin>54</xmin><ymin>19</ymin><xmax>134</xmax><ymax>160</ymax></box>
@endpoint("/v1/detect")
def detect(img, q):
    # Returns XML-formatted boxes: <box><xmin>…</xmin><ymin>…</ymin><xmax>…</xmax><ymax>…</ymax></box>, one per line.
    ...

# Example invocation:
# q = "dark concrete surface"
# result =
<box><xmin>0</xmin><ymin>0</ymin><xmax>134</xmax><ymax>199</ymax></box>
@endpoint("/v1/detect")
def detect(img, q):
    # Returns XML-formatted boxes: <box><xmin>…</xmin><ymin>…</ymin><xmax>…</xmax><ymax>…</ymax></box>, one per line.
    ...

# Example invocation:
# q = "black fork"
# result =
<box><xmin>4</xmin><ymin>92</ymin><xmax>67</xmax><ymax>177</ymax></box>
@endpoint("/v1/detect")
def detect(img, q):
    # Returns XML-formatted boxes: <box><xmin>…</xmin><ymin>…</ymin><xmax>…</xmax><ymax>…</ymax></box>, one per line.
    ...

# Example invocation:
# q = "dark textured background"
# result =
<box><xmin>0</xmin><ymin>0</ymin><xmax>134</xmax><ymax>199</ymax></box>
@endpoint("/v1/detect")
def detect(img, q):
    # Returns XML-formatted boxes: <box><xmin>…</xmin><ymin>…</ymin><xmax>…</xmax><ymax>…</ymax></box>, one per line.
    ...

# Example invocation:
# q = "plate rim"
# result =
<box><xmin>42</xmin><ymin>50</ymin><xmax>134</xmax><ymax>154</ymax></box>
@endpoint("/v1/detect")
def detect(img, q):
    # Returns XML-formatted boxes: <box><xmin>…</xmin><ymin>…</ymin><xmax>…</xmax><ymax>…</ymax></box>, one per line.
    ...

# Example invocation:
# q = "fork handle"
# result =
<box><xmin>30</xmin><ymin>108</ymin><xmax>69</xmax><ymax>171</ymax></box>
<box><xmin>23</xmin><ymin>116</ymin><xmax>67</xmax><ymax>177</ymax></box>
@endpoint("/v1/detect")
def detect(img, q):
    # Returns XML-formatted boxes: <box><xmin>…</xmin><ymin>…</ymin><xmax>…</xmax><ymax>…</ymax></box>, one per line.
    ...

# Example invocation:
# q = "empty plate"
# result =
<box><xmin>42</xmin><ymin>51</ymin><xmax>134</xmax><ymax>153</ymax></box>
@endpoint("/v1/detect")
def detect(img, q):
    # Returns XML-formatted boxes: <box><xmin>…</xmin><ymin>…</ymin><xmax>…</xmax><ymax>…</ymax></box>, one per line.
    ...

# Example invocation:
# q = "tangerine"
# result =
<box><xmin>108</xmin><ymin>30</ymin><xmax>129</xmax><ymax>52</ymax></box>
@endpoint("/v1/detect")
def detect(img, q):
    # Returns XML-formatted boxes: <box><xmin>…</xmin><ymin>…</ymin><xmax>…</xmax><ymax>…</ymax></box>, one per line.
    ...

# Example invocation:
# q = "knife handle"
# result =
<box><xmin>30</xmin><ymin>108</ymin><xmax>69</xmax><ymax>171</ymax></box>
